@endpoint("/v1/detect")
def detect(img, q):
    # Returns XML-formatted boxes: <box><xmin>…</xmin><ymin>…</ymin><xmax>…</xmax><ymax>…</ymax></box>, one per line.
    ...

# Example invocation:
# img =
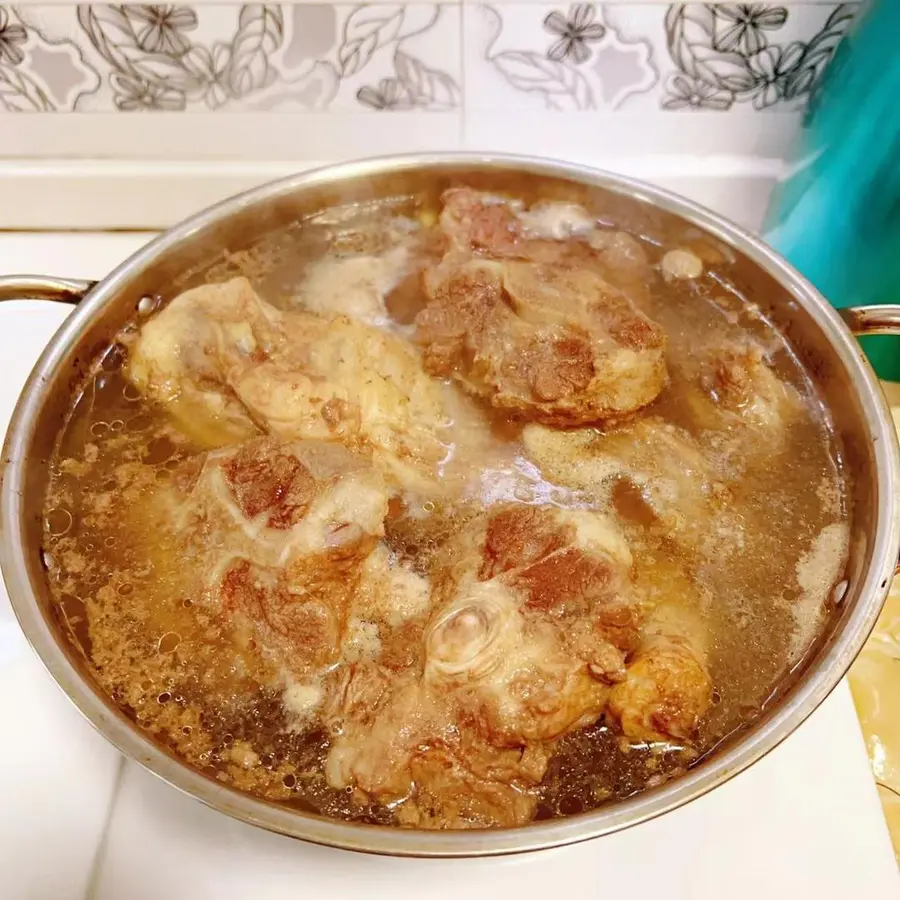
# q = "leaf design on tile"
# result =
<box><xmin>480</xmin><ymin>6</ymin><xmax>596</xmax><ymax>111</ymax></box>
<box><xmin>226</xmin><ymin>4</ymin><xmax>283</xmax><ymax>97</ymax></box>
<box><xmin>781</xmin><ymin>3</ymin><xmax>856</xmax><ymax>102</ymax></box>
<box><xmin>357</xmin><ymin>75</ymin><xmax>410</xmax><ymax>110</ymax></box>
<box><xmin>77</xmin><ymin>6</ymin><xmax>151</xmax><ymax>76</ymax></box>
<box><xmin>662</xmin><ymin>3</ymin><xmax>858</xmax><ymax>111</ymax></box>
<box><xmin>5</xmin><ymin>3</ymin><xmax>457</xmax><ymax>113</ymax></box>
<box><xmin>75</xmin><ymin>4</ymin><xmax>290</xmax><ymax>110</ymax></box>
<box><xmin>350</xmin><ymin>6</ymin><xmax>459</xmax><ymax>111</ymax></box>
<box><xmin>394</xmin><ymin>49</ymin><xmax>459</xmax><ymax>109</ymax></box>
<box><xmin>492</xmin><ymin>50</ymin><xmax>594</xmax><ymax>111</ymax></box>
<box><xmin>77</xmin><ymin>5</ymin><xmax>194</xmax><ymax>90</ymax></box>
<box><xmin>666</xmin><ymin>6</ymin><xmax>756</xmax><ymax>95</ymax></box>
<box><xmin>338</xmin><ymin>5</ymin><xmax>405</xmax><ymax>78</ymax></box>
<box><xmin>0</xmin><ymin>7</ymin><xmax>102</xmax><ymax>111</ymax></box>
<box><xmin>0</xmin><ymin>64</ymin><xmax>53</xmax><ymax>111</ymax></box>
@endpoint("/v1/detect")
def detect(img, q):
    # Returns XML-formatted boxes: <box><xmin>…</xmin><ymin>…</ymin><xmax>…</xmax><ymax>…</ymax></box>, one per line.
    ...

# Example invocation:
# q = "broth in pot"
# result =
<box><xmin>42</xmin><ymin>187</ymin><xmax>849</xmax><ymax>829</ymax></box>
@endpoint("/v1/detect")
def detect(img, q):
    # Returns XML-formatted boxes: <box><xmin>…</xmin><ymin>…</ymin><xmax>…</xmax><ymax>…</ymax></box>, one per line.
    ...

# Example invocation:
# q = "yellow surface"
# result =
<box><xmin>848</xmin><ymin>383</ymin><xmax>900</xmax><ymax>863</ymax></box>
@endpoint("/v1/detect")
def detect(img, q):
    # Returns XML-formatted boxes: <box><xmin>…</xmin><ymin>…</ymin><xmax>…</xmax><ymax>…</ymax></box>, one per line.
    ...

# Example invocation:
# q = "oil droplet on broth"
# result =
<box><xmin>158</xmin><ymin>632</ymin><xmax>181</xmax><ymax>653</ymax></box>
<box><xmin>45</xmin><ymin>507</ymin><xmax>73</xmax><ymax>537</ymax></box>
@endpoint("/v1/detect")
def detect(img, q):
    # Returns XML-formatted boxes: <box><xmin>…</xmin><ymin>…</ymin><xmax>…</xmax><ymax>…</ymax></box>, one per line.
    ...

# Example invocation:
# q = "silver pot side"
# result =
<box><xmin>1</xmin><ymin>153</ymin><xmax>898</xmax><ymax>857</ymax></box>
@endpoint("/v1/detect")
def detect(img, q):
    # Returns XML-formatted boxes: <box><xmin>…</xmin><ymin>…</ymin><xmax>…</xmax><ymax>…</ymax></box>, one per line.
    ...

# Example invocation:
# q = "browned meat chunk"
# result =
<box><xmin>321</xmin><ymin>501</ymin><xmax>642</xmax><ymax>826</ymax></box>
<box><xmin>163</xmin><ymin>437</ymin><xmax>390</xmax><ymax>675</ymax></box>
<box><xmin>687</xmin><ymin>340</ymin><xmax>801</xmax><ymax>441</ymax></box>
<box><xmin>127</xmin><ymin>277</ymin><xmax>460</xmax><ymax>494</ymax></box>
<box><xmin>414</xmin><ymin>190</ymin><xmax>668</xmax><ymax>425</ymax></box>
<box><xmin>608</xmin><ymin>557</ymin><xmax>712</xmax><ymax>742</ymax></box>
<box><xmin>323</xmin><ymin>662</ymin><xmax>547</xmax><ymax>829</ymax></box>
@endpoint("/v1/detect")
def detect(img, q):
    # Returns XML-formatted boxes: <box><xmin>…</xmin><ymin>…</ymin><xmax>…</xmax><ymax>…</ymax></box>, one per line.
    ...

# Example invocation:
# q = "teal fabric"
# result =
<box><xmin>763</xmin><ymin>0</ymin><xmax>900</xmax><ymax>380</ymax></box>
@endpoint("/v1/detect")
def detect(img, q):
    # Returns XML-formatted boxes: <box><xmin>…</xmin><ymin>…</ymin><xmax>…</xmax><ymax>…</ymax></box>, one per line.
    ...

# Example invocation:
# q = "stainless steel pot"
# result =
<box><xmin>2</xmin><ymin>154</ymin><xmax>899</xmax><ymax>857</ymax></box>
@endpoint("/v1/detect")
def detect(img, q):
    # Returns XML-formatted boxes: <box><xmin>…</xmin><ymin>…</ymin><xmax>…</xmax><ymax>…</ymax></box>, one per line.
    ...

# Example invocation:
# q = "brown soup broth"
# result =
<box><xmin>42</xmin><ymin>196</ymin><xmax>849</xmax><ymax>825</ymax></box>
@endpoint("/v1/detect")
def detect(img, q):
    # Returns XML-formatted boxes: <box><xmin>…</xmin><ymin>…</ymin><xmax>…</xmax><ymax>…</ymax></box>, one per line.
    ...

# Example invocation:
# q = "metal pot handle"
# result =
<box><xmin>839</xmin><ymin>304</ymin><xmax>900</xmax><ymax>337</ymax></box>
<box><xmin>0</xmin><ymin>275</ymin><xmax>94</xmax><ymax>305</ymax></box>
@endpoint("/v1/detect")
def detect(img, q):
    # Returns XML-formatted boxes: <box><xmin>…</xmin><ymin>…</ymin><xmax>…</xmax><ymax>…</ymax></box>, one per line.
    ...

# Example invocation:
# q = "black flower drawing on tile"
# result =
<box><xmin>76</xmin><ymin>4</ymin><xmax>285</xmax><ymax>111</ymax></box>
<box><xmin>129</xmin><ymin>5</ymin><xmax>198</xmax><ymax>56</ymax></box>
<box><xmin>111</xmin><ymin>69</ymin><xmax>185</xmax><ymax>109</ymax></box>
<box><xmin>482</xmin><ymin>5</ymin><xmax>655</xmax><ymax>112</ymax></box>
<box><xmin>662</xmin><ymin>73</ymin><xmax>732</xmax><ymax>110</ymax></box>
<box><xmin>0</xmin><ymin>4</ymin><xmax>457</xmax><ymax>114</ymax></box>
<box><xmin>713</xmin><ymin>4</ymin><xmax>787</xmax><ymax>56</ymax></box>
<box><xmin>181</xmin><ymin>44</ymin><xmax>231</xmax><ymax>108</ymax></box>
<box><xmin>0</xmin><ymin>6</ymin><xmax>27</xmax><ymax>65</ymax></box>
<box><xmin>343</xmin><ymin>6</ymin><xmax>461</xmax><ymax>111</ymax></box>
<box><xmin>747</xmin><ymin>41</ymin><xmax>805</xmax><ymax>109</ymax></box>
<box><xmin>663</xmin><ymin>3</ymin><xmax>857</xmax><ymax>111</ymax></box>
<box><xmin>357</xmin><ymin>75</ymin><xmax>408</xmax><ymax>109</ymax></box>
<box><xmin>543</xmin><ymin>4</ymin><xmax>605</xmax><ymax>65</ymax></box>
<box><xmin>0</xmin><ymin>7</ymin><xmax>74</xmax><ymax>111</ymax></box>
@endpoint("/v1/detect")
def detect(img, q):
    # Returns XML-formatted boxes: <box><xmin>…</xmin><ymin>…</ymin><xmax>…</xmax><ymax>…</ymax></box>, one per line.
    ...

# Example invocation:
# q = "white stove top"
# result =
<box><xmin>0</xmin><ymin>234</ymin><xmax>896</xmax><ymax>900</ymax></box>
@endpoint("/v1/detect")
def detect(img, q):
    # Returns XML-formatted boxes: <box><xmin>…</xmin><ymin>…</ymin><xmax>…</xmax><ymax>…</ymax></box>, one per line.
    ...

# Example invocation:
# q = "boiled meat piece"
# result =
<box><xmin>127</xmin><ymin>277</ymin><xmax>281</xmax><ymax>446</ymax></box>
<box><xmin>474</xmin><ymin>503</ymin><xmax>640</xmax><ymax>665</ymax></box>
<box><xmin>127</xmin><ymin>276</ymin><xmax>456</xmax><ymax>494</ymax></box>
<box><xmin>164</xmin><ymin>437</ymin><xmax>390</xmax><ymax>675</ymax></box>
<box><xmin>437</xmin><ymin>187</ymin><xmax>651</xmax><ymax>279</ymax></box>
<box><xmin>522</xmin><ymin>418</ymin><xmax>725</xmax><ymax>547</ymax></box>
<box><xmin>685</xmin><ymin>340</ymin><xmax>801</xmax><ymax>440</ymax></box>
<box><xmin>422</xmin><ymin>503</ymin><xmax>638</xmax><ymax>745</ymax></box>
<box><xmin>414</xmin><ymin>189</ymin><xmax>668</xmax><ymax>426</ymax></box>
<box><xmin>424</xmin><ymin>577</ymin><xmax>609</xmax><ymax>746</ymax></box>
<box><xmin>416</xmin><ymin>256</ymin><xmax>666</xmax><ymax>426</ymax></box>
<box><xmin>323</xmin><ymin>662</ymin><xmax>546</xmax><ymax>828</ymax></box>
<box><xmin>607</xmin><ymin>555</ymin><xmax>712</xmax><ymax>743</ymax></box>
<box><xmin>322</xmin><ymin>501</ymin><xmax>641</xmax><ymax>826</ymax></box>
<box><xmin>438</xmin><ymin>187</ymin><xmax>597</xmax><ymax>257</ymax></box>
<box><xmin>232</xmin><ymin>311</ymin><xmax>453</xmax><ymax>494</ymax></box>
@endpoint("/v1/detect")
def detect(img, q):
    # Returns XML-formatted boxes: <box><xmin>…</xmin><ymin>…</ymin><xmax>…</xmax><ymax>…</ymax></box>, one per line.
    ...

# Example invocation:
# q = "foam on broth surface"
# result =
<box><xmin>42</xmin><ymin>193</ymin><xmax>850</xmax><ymax>828</ymax></box>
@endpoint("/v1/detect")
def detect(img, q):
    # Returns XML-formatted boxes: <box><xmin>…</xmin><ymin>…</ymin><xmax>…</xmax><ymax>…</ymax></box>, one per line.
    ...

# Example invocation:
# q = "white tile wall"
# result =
<box><xmin>0</xmin><ymin>2</ymin><xmax>859</xmax><ymax>227</ymax></box>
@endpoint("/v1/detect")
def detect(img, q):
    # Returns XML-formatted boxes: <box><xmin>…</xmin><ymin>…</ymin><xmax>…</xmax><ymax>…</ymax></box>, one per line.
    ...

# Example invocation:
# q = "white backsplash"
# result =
<box><xmin>0</xmin><ymin>1</ymin><xmax>859</xmax><ymax>228</ymax></box>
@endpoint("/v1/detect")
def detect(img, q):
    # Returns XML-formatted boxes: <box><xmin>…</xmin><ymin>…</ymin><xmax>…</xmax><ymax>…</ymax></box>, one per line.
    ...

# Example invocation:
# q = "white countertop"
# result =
<box><xmin>0</xmin><ymin>233</ymin><xmax>897</xmax><ymax>900</ymax></box>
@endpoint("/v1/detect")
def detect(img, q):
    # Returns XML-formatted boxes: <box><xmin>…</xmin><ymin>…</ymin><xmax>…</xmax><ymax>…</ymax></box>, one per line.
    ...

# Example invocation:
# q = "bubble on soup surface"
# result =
<box><xmin>158</xmin><ymin>632</ymin><xmax>181</xmax><ymax>653</ymax></box>
<box><xmin>45</xmin><ymin>507</ymin><xmax>73</xmax><ymax>536</ymax></box>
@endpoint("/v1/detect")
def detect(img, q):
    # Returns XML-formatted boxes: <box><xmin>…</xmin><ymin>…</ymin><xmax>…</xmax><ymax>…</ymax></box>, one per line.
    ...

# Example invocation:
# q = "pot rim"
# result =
<box><xmin>3</xmin><ymin>152</ymin><xmax>898</xmax><ymax>857</ymax></box>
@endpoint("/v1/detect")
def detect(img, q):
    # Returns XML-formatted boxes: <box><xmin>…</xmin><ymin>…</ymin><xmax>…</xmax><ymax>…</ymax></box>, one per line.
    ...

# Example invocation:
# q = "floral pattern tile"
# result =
<box><xmin>0</xmin><ymin>3</ymin><xmax>858</xmax><ymax>114</ymax></box>
<box><xmin>464</xmin><ymin>3</ymin><xmax>661</xmax><ymax>111</ymax></box>
<box><xmin>662</xmin><ymin>3</ymin><xmax>857</xmax><ymax>111</ymax></box>
<box><xmin>463</xmin><ymin>2</ymin><xmax>858</xmax><ymax>114</ymax></box>
<box><xmin>0</xmin><ymin>4</ymin><xmax>462</xmax><ymax>112</ymax></box>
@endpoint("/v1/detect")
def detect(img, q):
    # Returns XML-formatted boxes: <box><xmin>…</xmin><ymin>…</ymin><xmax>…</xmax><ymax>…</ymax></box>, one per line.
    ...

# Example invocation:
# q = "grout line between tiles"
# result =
<box><xmin>83</xmin><ymin>756</ymin><xmax>127</xmax><ymax>900</ymax></box>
